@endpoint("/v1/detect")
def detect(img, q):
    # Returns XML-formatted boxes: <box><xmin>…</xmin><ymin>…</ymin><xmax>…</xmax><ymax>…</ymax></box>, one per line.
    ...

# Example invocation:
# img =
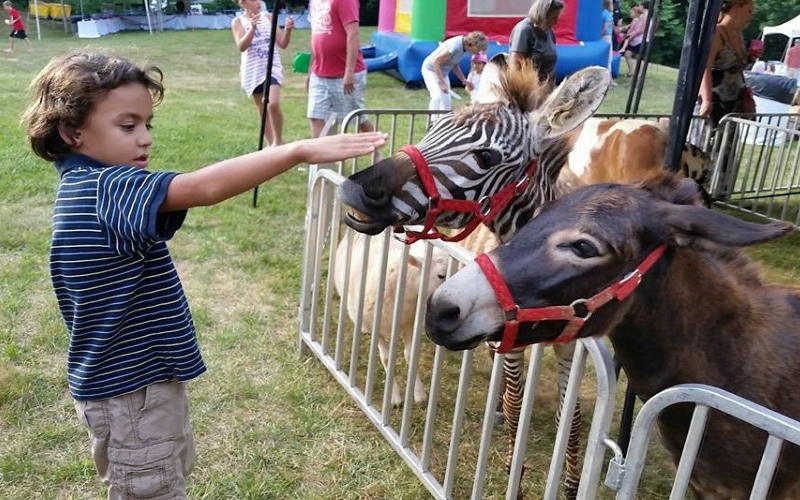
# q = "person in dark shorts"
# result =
<box><xmin>21</xmin><ymin>49</ymin><xmax>386</xmax><ymax>499</ymax></box>
<box><xmin>622</xmin><ymin>5</ymin><xmax>644</xmax><ymax>77</ymax></box>
<box><xmin>4</xmin><ymin>0</ymin><xmax>33</xmax><ymax>52</ymax></box>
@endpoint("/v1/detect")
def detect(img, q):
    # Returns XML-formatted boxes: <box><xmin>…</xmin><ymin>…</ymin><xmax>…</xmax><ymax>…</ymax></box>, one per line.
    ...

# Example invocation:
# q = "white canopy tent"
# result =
<box><xmin>761</xmin><ymin>13</ymin><xmax>800</xmax><ymax>64</ymax></box>
<box><xmin>763</xmin><ymin>13</ymin><xmax>800</xmax><ymax>40</ymax></box>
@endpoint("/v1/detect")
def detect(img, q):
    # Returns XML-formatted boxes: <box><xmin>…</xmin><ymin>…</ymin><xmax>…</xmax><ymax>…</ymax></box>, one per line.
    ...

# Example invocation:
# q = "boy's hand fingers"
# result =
<box><xmin>338</xmin><ymin>134</ymin><xmax>387</xmax><ymax>158</ymax></box>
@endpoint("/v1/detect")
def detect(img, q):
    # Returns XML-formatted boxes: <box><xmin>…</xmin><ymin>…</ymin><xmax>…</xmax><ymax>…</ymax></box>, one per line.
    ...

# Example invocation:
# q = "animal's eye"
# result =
<box><xmin>473</xmin><ymin>149</ymin><xmax>502</xmax><ymax>167</ymax></box>
<box><xmin>437</xmin><ymin>272</ymin><xmax>447</xmax><ymax>280</ymax></box>
<box><xmin>558</xmin><ymin>239</ymin><xmax>600</xmax><ymax>259</ymax></box>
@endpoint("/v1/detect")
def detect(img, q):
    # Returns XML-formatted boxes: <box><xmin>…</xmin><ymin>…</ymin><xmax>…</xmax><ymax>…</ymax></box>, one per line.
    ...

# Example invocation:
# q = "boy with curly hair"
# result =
<box><xmin>22</xmin><ymin>50</ymin><xmax>385</xmax><ymax>498</ymax></box>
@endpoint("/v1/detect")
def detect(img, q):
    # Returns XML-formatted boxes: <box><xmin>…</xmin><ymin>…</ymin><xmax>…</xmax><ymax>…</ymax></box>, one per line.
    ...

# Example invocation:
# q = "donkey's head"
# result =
<box><xmin>338</xmin><ymin>58</ymin><xmax>611</xmax><ymax>238</ymax></box>
<box><xmin>425</xmin><ymin>174</ymin><xmax>792</xmax><ymax>351</ymax></box>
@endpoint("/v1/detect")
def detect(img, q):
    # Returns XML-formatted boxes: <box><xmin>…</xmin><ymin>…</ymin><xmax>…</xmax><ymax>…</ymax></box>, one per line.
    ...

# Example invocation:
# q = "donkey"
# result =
<box><xmin>425</xmin><ymin>174</ymin><xmax>800</xmax><ymax>499</ymax></box>
<box><xmin>339</xmin><ymin>58</ymin><xmax>611</xmax><ymax>497</ymax></box>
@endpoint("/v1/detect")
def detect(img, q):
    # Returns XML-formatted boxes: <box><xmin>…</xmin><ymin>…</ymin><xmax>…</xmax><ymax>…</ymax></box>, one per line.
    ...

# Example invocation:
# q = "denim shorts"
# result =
<box><xmin>251</xmin><ymin>76</ymin><xmax>280</xmax><ymax>96</ymax></box>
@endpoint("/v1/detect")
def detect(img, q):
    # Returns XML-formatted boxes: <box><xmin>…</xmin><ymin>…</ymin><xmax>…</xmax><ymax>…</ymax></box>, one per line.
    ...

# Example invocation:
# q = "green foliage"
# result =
<box><xmin>647</xmin><ymin>0</ymin><xmax>800</xmax><ymax>67</ymax></box>
<box><xmin>359</xmin><ymin>0</ymin><xmax>378</xmax><ymax>26</ymax></box>
<box><xmin>208</xmin><ymin>0</ymin><xmax>237</xmax><ymax>12</ymax></box>
<box><xmin>649</xmin><ymin>0</ymin><xmax>682</xmax><ymax>66</ymax></box>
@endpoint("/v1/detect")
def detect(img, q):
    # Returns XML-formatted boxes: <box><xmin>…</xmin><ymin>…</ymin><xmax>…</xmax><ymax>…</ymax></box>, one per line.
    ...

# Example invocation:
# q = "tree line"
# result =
<box><xmin>53</xmin><ymin>0</ymin><xmax>793</xmax><ymax>66</ymax></box>
<box><xmin>645</xmin><ymin>0</ymin><xmax>797</xmax><ymax>66</ymax></box>
<box><xmin>355</xmin><ymin>0</ymin><xmax>798</xmax><ymax>68</ymax></box>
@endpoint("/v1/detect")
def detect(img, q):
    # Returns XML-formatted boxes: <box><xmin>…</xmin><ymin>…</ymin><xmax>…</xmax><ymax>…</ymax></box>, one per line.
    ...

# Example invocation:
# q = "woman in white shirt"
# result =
<box><xmin>421</xmin><ymin>31</ymin><xmax>488</xmax><ymax>117</ymax></box>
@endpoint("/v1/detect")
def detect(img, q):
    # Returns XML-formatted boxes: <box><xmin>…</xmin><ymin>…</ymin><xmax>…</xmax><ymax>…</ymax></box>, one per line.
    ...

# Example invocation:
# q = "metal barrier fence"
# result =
<box><xmin>612</xmin><ymin>384</ymin><xmax>800</xmax><ymax>500</ymax></box>
<box><xmin>710</xmin><ymin>113</ymin><xmax>800</xmax><ymax>229</ymax></box>
<box><xmin>297</xmin><ymin>108</ymin><xmax>800</xmax><ymax>498</ymax></box>
<box><xmin>298</xmin><ymin>163</ymin><xmax>619</xmax><ymax>499</ymax></box>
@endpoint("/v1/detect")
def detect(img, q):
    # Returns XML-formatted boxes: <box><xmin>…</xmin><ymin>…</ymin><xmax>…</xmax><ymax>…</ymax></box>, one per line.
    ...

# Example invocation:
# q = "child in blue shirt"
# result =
<box><xmin>22</xmin><ymin>50</ymin><xmax>385</xmax><ymax>499</ymax></box>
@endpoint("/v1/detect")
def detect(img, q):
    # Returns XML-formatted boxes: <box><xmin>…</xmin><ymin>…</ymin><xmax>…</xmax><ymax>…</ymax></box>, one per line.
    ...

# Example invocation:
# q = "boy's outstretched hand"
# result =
<box><xmin>295</xmin><ymin>132</ymin><xmax>388</xmax><ymax>165</ymax></box>
<box><xmin>160</xmin><ymin>132</ymin><xmax>389</xmax><ymax>212</ymax></box>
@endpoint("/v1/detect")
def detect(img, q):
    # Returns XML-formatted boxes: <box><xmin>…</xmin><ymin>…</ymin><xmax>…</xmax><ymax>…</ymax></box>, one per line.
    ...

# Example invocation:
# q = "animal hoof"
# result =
<box><xmin>494</xmin><ymin>411</ymin><xmax>505</xmax><ymax>425</ymax></box>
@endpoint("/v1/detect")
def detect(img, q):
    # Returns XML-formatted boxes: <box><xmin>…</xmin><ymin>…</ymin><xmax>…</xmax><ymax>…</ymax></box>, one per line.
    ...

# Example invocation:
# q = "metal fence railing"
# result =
<box><xmin>711</xmin><ymin>113</ymin><xmax>800</xmax><ymax>229</ymax></box>
<box><xmin>298</xmin><ymin>163</ymin><xmax>619</xmax><ymax>499</ymax></box>
<box><xmin>614</xmin><ymin>384</ymin><xmax>800</xmax><ymax>500</ymax></box>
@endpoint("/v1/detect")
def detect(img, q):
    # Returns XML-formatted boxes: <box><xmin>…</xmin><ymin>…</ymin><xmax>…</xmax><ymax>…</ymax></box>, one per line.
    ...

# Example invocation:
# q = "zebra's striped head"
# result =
<box><xmin>339</xmin><ymin>60</ymin><xmax>611</xmax><ymax>239</ymax></box>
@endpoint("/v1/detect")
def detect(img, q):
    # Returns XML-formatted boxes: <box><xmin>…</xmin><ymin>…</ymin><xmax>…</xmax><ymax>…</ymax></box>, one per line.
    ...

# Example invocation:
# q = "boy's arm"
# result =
<box><xmin>160</xmin><ymin>133</ymin><xmax>386</xmax><ymax>211</ymax></box>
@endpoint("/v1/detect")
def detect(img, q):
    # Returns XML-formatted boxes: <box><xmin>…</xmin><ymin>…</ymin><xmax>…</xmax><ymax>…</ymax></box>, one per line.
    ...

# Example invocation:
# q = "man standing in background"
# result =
<box><xmin>307</xmin><ymin>0</ymin><xmax>376</xmax><ymax>138</ymax></box>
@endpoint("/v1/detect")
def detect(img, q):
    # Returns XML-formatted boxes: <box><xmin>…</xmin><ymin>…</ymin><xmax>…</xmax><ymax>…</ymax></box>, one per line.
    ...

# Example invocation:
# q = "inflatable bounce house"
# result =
<box><xmin>363</xmin><ymin>0</ymin><xmax>621</xmax><ymax>84</ymax></box>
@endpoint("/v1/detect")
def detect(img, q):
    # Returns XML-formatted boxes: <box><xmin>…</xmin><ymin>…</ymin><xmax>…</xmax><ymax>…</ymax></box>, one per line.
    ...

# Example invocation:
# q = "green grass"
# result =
<box><xmin>0</xmin><ymin>18</ymin><xmax>798</xmax><ymax>500</ymax></box>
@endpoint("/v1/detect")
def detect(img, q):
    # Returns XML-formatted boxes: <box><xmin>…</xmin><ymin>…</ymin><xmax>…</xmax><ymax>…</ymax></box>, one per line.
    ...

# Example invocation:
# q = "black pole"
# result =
<box><xmin>617</xmin><ymin>0</ymin><xmax>724</xmax><ymax>458</ymax></box>
<box><xmin>663</xmin><ymin>0</ymin><xmax>724</xmax><ymax>172</ymax></box>
<box><xmin>617</xmin><ymin>379</ymin><xmax>637</xmax><ymax>455</ymax></box>
<box><xmin>252</xmin><ymin>0</ymin><xmax>282</xmax><ymax>208</ymax></box>
<box><xmin>617</xmin><ymin>0</ymin><xmax>662</xmax><ymax>455</ymax></box>
<box><xmin>625</xmin><ymin>0</ymin><xmax>660</xmax><ymax>114</ymax></box>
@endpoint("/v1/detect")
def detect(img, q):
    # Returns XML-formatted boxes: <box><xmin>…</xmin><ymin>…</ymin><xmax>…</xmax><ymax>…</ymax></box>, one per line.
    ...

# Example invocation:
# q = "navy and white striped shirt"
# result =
<box><xmin>51</xmin><ymin>154</ymin><xmax>206</xmax><ymax>401</ymax></box>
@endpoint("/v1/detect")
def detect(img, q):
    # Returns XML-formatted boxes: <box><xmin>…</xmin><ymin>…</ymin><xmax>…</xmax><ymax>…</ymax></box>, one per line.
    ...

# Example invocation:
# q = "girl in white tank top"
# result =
<box><xmin>232</xmin><ymin>0</ymin><xmax>293</xmax><ymax>146</ymax></box>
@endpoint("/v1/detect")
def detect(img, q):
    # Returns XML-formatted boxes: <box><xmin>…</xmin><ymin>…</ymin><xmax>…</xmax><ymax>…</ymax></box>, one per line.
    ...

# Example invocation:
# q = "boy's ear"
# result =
<box><xmin>57</xmin><ymin>123</ymin><xmax>81</xmax><ymax>147</ymax></box>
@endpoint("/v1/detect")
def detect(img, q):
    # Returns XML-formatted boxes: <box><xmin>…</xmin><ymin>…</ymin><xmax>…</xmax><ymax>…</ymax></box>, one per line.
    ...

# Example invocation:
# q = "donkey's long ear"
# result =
<box><xmin>529</xmin><ymin>66</ymin><xmax>611</xmax><ymax>147</ymax></box>
<box><xmin>661</xmin><ymin>202</ymin><xmax>793</xmax><ymax>250</ymax></box>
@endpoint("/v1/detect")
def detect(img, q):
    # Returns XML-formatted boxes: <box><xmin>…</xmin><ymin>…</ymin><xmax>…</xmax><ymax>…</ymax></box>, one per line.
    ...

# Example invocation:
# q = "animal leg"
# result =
<box><xmin>688</xmin><ymin>481</ymin><xmax>729</xmax><ymax>500</ymax></box>
<box><xmin>378</xmin><ymin>336</ymin><xmax>404</xmax><ymax>407</ymax></box>
<box><xmin>403</xmin><ymin>334</ymin><xmax>427</xmax><ymax>404</ymax></box>
<box><xmin>487</xmin><ymin>345</ymin><xmax>507</xmax><ymax>424</ymax></box>
<box><xmin>502</xmin><ymin>349</ymin><xmax>526</xmax><ymax>484</ymax></box>
<box><xmin>553</xmin><ymin>342</ymin><xmax>582</xmax><ymax>500</ymax></box>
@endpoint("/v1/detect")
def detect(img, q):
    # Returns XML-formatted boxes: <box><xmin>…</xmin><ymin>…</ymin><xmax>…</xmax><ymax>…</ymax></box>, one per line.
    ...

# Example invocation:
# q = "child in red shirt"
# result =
<box><xmin>4</xmin><ymin>0</ymin><xmax>33</xmax><ymax>52</ymax></box>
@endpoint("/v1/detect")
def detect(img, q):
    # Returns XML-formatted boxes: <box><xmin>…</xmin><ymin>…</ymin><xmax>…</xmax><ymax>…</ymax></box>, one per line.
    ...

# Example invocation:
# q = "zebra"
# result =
<box><xmin>338</xmin><ymin>58</ymin><xmax>611</xmax><ymax>499</ymax></box>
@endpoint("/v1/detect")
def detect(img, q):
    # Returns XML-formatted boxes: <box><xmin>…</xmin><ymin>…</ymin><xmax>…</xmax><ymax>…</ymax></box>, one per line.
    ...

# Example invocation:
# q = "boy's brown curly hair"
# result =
<box><xmin>22</xmin><ymin>51</ymin><xmax>165</xmax><ymax>162</ymax></box>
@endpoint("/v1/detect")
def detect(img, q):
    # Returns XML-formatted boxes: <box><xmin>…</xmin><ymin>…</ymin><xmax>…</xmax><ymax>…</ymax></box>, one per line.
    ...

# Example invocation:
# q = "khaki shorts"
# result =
<box><xmin>74</xmin><ymin>381</ymin><xmax>195</xmax><ymax>500</ymax></box>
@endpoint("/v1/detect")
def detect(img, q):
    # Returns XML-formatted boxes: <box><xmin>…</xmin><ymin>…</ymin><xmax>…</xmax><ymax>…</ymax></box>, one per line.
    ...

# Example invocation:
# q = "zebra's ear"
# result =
<box><xmin>529</xmin><ymin>66</ymin><xmax>611</xmax><ymax>145</ymax></box>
